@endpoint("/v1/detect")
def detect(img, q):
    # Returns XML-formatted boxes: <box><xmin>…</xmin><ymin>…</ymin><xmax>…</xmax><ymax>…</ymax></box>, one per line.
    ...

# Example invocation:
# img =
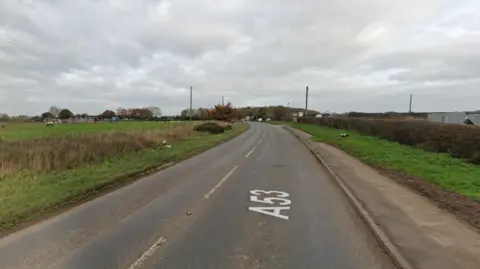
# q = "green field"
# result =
<box><xmin>0</xmin><ymin>121</ymin><xmax>192</xmax><ymax>140</ymax></box>
<box><xmin>292</xmin><ymin>123</ymin><xmax>480</xmax><ymax>201</ymax></box>
<box><xmin>0</xmin><ymin>121</ymin><xmax>248</xmax><ymax>233</ymax></box>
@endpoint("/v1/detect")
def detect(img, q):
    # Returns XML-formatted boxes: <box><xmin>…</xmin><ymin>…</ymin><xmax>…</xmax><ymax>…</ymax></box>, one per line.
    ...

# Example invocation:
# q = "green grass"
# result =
<box><xmin>0</xmin><ymin>121</ymin><xmax>192</xmax><ymax>140</ymax></box>
<box><xmin>293</xmin><ymin>123</ymin><xmax>480</xmax><ymax>201</ymax></box>
<box><xmin>0</xmin><ymin>123</ymin><xmax>248</xmax><ymax>234</ymax></box>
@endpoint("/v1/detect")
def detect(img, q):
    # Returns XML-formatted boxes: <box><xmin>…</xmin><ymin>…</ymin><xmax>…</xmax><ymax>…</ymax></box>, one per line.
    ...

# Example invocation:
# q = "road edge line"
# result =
<box><xmin>286</xmin><ymin>126</ymin><xmax>413</xmax><ymax>269</ymax></box>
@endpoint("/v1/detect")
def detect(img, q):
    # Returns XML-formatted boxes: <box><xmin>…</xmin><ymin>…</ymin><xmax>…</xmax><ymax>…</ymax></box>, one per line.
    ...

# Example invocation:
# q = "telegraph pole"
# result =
<box><xmin>409</xmin><ymin>94</ymin><xmax>413</xmax><ymax>113</ymax></box>
<box><xmin>304</xmin><ymin>86</ymin><xmax>309</xmax><ymax>117</ymax></box>
<box><xmin>189</xmin><ymin>86</ymin><xmax>193</xmax><ymax>121</ymax></box>
<box><xmin>222</xmin><ymin>96</ymin><xmax>224</xmax><ymax>106</ymax></box>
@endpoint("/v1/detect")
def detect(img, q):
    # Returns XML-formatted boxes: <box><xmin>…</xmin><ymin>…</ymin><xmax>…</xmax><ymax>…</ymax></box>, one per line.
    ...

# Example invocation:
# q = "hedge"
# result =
<box><xmin>299</xmin><ymin>117</ymin><xmax>480</xmax><ymax>164</ymax></box>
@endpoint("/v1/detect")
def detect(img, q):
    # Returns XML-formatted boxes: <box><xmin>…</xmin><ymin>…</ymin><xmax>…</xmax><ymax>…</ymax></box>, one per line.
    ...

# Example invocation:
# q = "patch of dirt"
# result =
<box><xmin>373</xmin><ymin>165</ymin><xmax>480</xmax><ymax>233</ymax></box>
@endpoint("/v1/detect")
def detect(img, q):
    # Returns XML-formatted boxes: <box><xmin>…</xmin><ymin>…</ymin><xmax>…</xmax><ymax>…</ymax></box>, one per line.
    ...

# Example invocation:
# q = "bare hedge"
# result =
<box><xmin>299</xmin><ymin>117</ymin><xmax>480</xmax><ymax>164</ymax></box>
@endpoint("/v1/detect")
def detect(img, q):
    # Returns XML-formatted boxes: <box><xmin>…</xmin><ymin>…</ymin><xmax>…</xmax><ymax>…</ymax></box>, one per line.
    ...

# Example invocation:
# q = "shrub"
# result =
<box><xmin>299</xmin><ymin>117</ymin><xmax>480</xmax><ymax>164</ymax></box>
<box><xmin>193</xmin><ymin>122</ymin><xmax>225</xmax><ymax>134</ymax></box>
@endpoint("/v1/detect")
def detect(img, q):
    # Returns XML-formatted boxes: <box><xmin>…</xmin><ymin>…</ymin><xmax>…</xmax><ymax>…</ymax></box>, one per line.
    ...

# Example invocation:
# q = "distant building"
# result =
<box><xmin>468</xmin><ymin>113</ymin><xmax>480</xmax><ymax>124</ymax></box>
<box><xmin>181</xmin><ymin>108</ymin><xmax>200</xmax><ymax>117</ymax></box>
<box><xmin>427</xmin><ymin>112</ymin><xmax>480</xmax><ymax>124</ymax></box>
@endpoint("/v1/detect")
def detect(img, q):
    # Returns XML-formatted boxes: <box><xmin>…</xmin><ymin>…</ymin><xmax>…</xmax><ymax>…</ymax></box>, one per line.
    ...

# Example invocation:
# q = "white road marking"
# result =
<box><xmin>204</xmin><ymin>165</ymin><xmax>239</xmax><ymax>199</ymax></box>
<box><xmin>245</xmin><ymin>146</ymin><xmax>257</xmax><ymax>158</ymax></box>
<box><xmin>248</xmin><ymin>190</ymin><xmax>291</xmax><ymax>220</ymax></box>
<box><xmin>256</xmin><ymin>137</ymin><xmax>263</xmax><ymax>145</ymax></box>
<box><xmin>127</xmin><ymin>237</ymin><xmax>167</xmax><ymax>269</ymax></box>
<box><xmin>248</xmin><ymin>206</ymin><xmax>290</xmax><ymax>220</ymax></box>
<box><xmin>245</xmin><ymin>132</ymin><xmax>265</xmax><ymax>158</ymax></box>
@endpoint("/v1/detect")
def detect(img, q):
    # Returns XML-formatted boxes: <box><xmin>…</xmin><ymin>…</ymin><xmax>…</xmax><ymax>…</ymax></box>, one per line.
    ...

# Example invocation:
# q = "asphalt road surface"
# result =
<box><xmin>0</xmin><ymin>122</ymin><xmax>395</xmax><ymax>269</ymax></box>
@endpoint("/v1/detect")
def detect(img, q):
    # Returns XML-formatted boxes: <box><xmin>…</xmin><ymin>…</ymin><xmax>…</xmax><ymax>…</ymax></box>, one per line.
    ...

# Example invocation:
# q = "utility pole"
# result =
<box><xmin>409</xmin><ymin>94</ymin><xmax>413</xmax><ymax>113</ymax></box>
<box><xmin>304</xmin><ymin>86</ymin><xmax>309</xmax><ymax>117</ymax></box>
<box><xmin>222</xmin><ymin>96</ymin><xmax>224</xmax><ymax>106</ymax></box>
<box><xmin>189</xmin><ymin>86</ymin><xmax>193</xmax><ymax>121</ymax></box>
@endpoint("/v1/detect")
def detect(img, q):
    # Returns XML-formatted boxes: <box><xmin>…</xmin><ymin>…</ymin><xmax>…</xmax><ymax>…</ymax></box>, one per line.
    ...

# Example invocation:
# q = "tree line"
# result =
<box><xmin>181</xmin><ymin>105</ymin><xmax>320</xmax><ymax>121</ymax></box>
<box><xmin>1</xmin><ymin>103</ymin><xmax>321</xmax><ymax>123</ymax></box>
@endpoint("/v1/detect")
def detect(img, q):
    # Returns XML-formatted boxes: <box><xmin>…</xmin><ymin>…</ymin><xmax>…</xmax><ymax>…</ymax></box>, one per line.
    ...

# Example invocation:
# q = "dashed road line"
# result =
<box><xmin>245</xmin><ymin>131</ymin><xmax>266</xmax><ymax>158</ymax></box>
<box><xmin>245</xmin><ymin>146</ymin><xmax>257</xmax><ymax>158</ymax></box>
<box><xmin>204</xmin><ymin>165</ymin><xmax>239</xmax><ymax>199</ymax></box>
<box><xmin>127</xmin><ymin>237</ymin><xmax>167</xmax><ymax>269</ymax></box>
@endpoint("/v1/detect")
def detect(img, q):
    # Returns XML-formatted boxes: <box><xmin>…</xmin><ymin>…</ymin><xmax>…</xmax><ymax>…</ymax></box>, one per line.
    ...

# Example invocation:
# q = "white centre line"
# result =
<box><xmin>204</xmin><ymin>165</ymin><xmax>239</xmax><ymax>199</ymax></box>
<box><xmin>244</xmin><ymin>146</ymin><xmax>256</xmax><ymax>158</ymax></box>
<box><xmin>127</xmin><ymin>237</ymin><xmax>167</xmax><ymax>269</ymax></box>
<box><xmin>259</xmin><ymin>130</ymin><xmax>266</xmax><ymax>141</ymax></box>
<box><xmin>256</xmin><ymin>137</ymin><xmax>263</xmax><ymax>145</ymax></box>
<box><xmin>245</xmin><ymin>132</ymin><xmax>266</xmax><ymax>158</ymax></box>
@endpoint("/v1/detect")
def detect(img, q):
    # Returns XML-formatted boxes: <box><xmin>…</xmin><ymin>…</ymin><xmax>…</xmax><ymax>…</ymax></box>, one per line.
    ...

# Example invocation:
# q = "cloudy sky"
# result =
<box><xmin>1</xmin><ymin>0</ymin><xmax>479</xmax><ymax>116</ymax></box>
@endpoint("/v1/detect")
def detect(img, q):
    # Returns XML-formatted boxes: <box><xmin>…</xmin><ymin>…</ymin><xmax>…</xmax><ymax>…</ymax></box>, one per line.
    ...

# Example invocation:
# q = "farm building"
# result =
<box><xmin>427</xmin><ymin>112</ymin><xmax>480</xmax><ymax>124</ymax></box>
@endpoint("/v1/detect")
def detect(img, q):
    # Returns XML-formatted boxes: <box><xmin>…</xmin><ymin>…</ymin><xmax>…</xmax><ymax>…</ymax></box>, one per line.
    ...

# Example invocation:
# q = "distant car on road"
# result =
<box><xmin>257</xmin><ymin>118</ymin><xmax>263</xmax><ymax>122</ymax></box>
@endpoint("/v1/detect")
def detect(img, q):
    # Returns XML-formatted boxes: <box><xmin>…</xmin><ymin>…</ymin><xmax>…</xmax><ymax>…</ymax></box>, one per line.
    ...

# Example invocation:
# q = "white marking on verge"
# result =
<box><xmin>204</xmin><ymin>165</ymin><xmax>239</xmax><ymax>198</ymax></box>
<box><xmin>127</xmin><ymin>237</ymin><xmax>167</xmax><ymax>269</ymax></box>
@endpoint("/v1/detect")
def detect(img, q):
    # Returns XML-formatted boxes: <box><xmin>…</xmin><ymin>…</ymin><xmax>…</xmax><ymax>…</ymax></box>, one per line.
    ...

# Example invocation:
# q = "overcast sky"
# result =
<box><xmin>1</xmin><ymin>0</ymin><xmax>479</xmax><ymax>115</ymax></box>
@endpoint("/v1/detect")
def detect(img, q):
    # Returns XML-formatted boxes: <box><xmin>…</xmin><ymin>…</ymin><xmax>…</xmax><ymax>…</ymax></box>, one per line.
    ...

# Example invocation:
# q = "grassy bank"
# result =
<box><xmin>0</xmin><ymin>122</ymin><xmax>248</xmax><ymax>234</ymax></box>
<box><xmin>292</xmin><ymin>123</ymin><xmax>480</xmax><ymax>201</ymax></box>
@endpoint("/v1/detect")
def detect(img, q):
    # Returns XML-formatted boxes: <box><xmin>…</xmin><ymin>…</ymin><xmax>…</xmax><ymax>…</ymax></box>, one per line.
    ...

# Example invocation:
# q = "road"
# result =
<box><xmin>0</xmin><ymin>122</ymin><xmax>395</xmax><ymax>269</ymax></box>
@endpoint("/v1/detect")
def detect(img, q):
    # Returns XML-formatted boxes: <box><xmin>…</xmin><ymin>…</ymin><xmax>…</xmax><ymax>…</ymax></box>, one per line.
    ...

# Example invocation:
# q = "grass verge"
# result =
<box><xmin>292</xmin><ymin>123</ymin><xmax>480</xmax><ymax>202</ymax></box>
<box><xmin>0</xmin><ymin>123</ymin><xmax>248</xmax><ymax>235</ymax></box>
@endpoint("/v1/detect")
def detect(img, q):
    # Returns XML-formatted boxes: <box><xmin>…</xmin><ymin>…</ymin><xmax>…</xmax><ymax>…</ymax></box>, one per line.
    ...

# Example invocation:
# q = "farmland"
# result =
<box><xmin>0</xmin><ymin>120</ymin><xmax>248</xmax><ymax>233</ymax></box>
<box><xmin>0</xmin><ymin>121</ymin><xmax>190</xmax><ymax>140</ymax></box>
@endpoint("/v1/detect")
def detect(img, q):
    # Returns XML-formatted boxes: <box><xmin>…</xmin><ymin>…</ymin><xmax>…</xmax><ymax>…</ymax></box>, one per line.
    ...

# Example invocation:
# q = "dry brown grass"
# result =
<box><xmin>0</xmin><ymin>124</ymin><xmax>198</xmax><ymax>173</ymax></box>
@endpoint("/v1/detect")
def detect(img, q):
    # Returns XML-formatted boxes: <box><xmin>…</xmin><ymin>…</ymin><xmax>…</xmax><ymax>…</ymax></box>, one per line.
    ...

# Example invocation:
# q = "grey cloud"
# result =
<box><xmin>1</xmin><ymin>0</ymin><xmax>479</xmax><ymax>116</ymax></box>
<box><xmin>371</xmin><ymin>42</ymin><xmax>480</xmax><ymax>82</ymax></box>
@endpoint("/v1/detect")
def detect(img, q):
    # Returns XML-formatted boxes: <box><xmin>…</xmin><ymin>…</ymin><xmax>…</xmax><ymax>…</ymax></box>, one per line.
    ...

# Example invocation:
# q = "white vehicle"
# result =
<box><xmin>257</xmin><ymin>118</ymin><xmax>263</xmax><ymax>122</ymax></box>
<box><xmin>266</xmin><ymin>118</ymin><xmax>271</xmax><ymax>121</ymax></box>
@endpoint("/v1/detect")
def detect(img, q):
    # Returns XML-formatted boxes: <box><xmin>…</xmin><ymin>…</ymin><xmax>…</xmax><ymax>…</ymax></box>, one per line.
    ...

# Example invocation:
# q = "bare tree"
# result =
<box><xmin>48</xmin><ymin>106</ymin><xmax>60</xmax><ymax>117</ymax></box>
<box><xmin>147</xmin><ymin>106</ymin><xmax>162</xmax><ymax>117</ymax></box>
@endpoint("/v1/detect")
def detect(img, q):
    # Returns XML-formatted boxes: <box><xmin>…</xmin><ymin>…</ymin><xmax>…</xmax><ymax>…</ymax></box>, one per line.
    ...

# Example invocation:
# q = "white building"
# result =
<box><xmin>427</xmin><ymin>112</ymin><xmax>480</xmax><ymax>124</ymax></box>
